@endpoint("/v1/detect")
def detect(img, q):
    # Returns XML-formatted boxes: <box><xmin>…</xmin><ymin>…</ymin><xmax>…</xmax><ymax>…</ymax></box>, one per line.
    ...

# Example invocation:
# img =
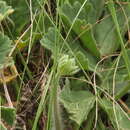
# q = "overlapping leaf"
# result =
<box><xmin>100</xmin><ymin>49</ymin><xmax>130</xmax><ymax>99</ymax></box>
<box><xmin>94</xmin><ymin>3</ymin><xmax>130</xmax><ymax>56</ymax></box>
<box><xmin>40</xmin><ymin>27</ymin><xmax>98</xmax><ymax>72</ymax></box>
<box><xmin>60</xmin><ymin>1</ymin><xmax>130</xmax><ymax>57</ymax></box>
<box><xmin>76</xmin><ymin>51</ymin><xmax>89</xmax><ymax>70</ymax></box>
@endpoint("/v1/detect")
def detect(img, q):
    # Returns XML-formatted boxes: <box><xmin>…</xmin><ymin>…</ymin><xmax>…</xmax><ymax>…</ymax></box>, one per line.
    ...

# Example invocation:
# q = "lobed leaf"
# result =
<box><xmin>57</xmin><ymin>54</ymin><xmax>79</xmax><ymax>76</ymax></box>
<box><xmin>59</xmin><ymin>1</ymin><xmax>100</xmax><ymax>58</ymax></box>
<box><xmin>60</xmin><ymin>81</ymin><xmax>95</xmax><ymax>125</ymax></box>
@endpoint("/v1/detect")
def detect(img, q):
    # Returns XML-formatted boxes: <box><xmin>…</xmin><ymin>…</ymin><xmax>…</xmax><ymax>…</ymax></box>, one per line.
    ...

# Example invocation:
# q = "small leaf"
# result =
<box><xmin>60</xmin><ymin>83</ymin><xmax>95</xmax><ymax>125</ymax></box>
<box><xmin>0</xmin><ymin>1</ymin><xmax>14</xmax><ymax>22</ymax></box>
<box><xmin>57</xmin><ymin>54</ymin><xmax>79</xmax><ymax>76</ymax></box>
<box><xmin>1</xmin><ymin>106</ymin><xmax>16</xmax><ymax>126</ymax></box>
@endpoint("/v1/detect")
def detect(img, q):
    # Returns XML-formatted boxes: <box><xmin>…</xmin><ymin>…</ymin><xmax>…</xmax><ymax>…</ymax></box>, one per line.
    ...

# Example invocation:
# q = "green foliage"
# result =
<box><xmin>60</xmin><ymin>79</ymin><xmax>95</xmax><ymax>125</ymax></box>
<box><xmin>59</xmin><ymin>1</ymin><xmax>100</xmax><ymax>57</ymax></box>
<box><xmin>1</xmin><ymin>106</ymin><xmax>16</xmax><ymax>126</ymax></box>
<box><xmin>57</xmin><ymin>54</ymin><xmax>79</xmax><ymax>76</ymax></box>
<box><xmin>5</xmin><ymin>0</ymin><xmax>39</xmax><ymax>36</ymax></box>
<box><xmin>40</xmin><ymin>27</ymin><xmax>64</xmax><ymax>54</ymax></box>
<box><xmin>100</xmin><ymin>98</ymin><xmax>130</xmax><ymax>130</ymax></box>
<box><xmin>1</xmin><ymin>0</ymin><xmax>130</xmax><ymax>129</ymax></box>
<box><xmin>39</xmin><ymin>1</ymin><xmax>130</xmax><ymax>129</ymax></box>
<box><xmin>60</xmin><ymin>0</ymin><xmax>130</xmax><ymax>56</ymax></box>
<box><xmin>76</xmin><ymin>51</ymin><xmax>89</xmax><ymax>70</ymax></box>
<box><xmin>95</xmin><ymin>2</ymin><xmax>130</xmax><ymax>56</ymax></box>
<box><xmin>0</xmin><ymin>1</ymin><xmax>13</xmax><ymax>69</ymax></box>
<box><xmin>87</xmin><ymin>0</ymin><xmax>105</xmax><ymax>23</ymax></box>
<box><xmin>40</xmin><ymin>27</ymin><xmax>98</xmax><ymax>73</ymax></box>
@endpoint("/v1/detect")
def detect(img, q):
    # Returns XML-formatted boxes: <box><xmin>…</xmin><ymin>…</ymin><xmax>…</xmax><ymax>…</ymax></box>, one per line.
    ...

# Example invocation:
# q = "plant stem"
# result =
<box><xmin>52</xmin><ymin>74</ymin><xmax>62</xmax><ymax>130</ymax></box>
<box><xmin>32</xmin><ymin>71</ymin><xmax>53</xmax><ymax>130</ymax></box>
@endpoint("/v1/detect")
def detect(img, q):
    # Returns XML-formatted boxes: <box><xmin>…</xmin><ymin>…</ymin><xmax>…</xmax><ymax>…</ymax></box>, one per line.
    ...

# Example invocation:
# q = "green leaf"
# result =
<box><xmin>100</xmin><ymin>49</ymin><xmax>130</xmax><ymax>99</ymax></box>
<box><xmin>87</xmin><ymin>0</ymin><xmax>105</xmax><ymax>23</ymax></box>
<box><xmin>40</xmin><ymin>28</ymin><xmax>57</xmax><ymax>52</ymax></box>
<box><xmin>99</xmin><ymin>98</ymin><xmax>130</xmax><ymax>130</ymax></box>
<box><xmin>5</xmin><ymin>0</ymin><xmax>39</xmax><ymax>36</ymax></box>
<box><xmin>94</xmin><ymin>4</ymin><xmax>130</xmax><ymax>56</ymax></box>
<box><xmin>75</xmin><ymin>51</ymin><xmax>98</xmax><ymax>72</ymax></box>
<box><xmin>69</xmin><ymin>76</ymin><xmax>88</xmax><ymax>91</ymax></box>
<box><xmin>1</xmin><ymin>106</ymin><xmax>16</xmax><ymax>126</ymax></box>
<box><xmin>68</xmin><ymin>38</ymin><xmax>99</xmax><ymax>72</ymax></box>
<box><xmin>40</xmin><ymin>27</ymin><xmax>66</xmax><ymax>55</ymax></box>
<box><xmin>60</xmin><ymin>81</ymin><xmax>95</xmax><ymax>125</ymax></box>
<box><xmin>63</xmin><ymin>0</ymin><xmax>105</xmax><ymax>23</ymax></box>
<box><xmin>0</xmin><ymin>33</ymin><xmax>12</xmax><ymax>69</ymax></box>
<box><xmin>57</xmin><ymin>54</ymin><xmax>79</xmax><ymax>76</ymax></box>
<box><xmin>73</xmin><ymin>21</ymin><xmax>100</xmax><ymax>58</ymax></box>
<box><xmin>59</xmin><ymin>1</ymin><xmax>100</xmax><ymax>58</ymax></box>
<box><xmin>0</xmin><ymin>1</ymin><xmax>13</xmax><ymax>22</ymax></box>
<box><xmin>114</xmin><ymin>49</ymin><xmax>130</xmax><ymax>99</ymax></box>
<box><xmin>60</xmin><ymin>1</ymin><xmax>89</xmax><ymax>21</ymax></box>
<box><xmin>76</xmin><ymin>51</ymin><xmax>89</xmax><ymax>70</ymax></box>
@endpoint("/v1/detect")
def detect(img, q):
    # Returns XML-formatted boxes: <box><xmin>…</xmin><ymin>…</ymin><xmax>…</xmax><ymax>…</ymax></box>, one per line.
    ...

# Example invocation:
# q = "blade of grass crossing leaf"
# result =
<box><xmin>42</xmin><ymin>7</ymin><xmax>92</xmax><ymax>82</ymax></box>
<box><xmin>107</xmin><ymin>0</ymin><xmax>130</xmax><ymax>100</ymax></box>
<box><xmin>108</xmin><ymin>0</ymin><xmax>130</xmax><ymax>78</ymax></box>
<box><xmin>64</xmin><ymin>0</ymin><xmax>88</xmax><ymax>42</ymax></box>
